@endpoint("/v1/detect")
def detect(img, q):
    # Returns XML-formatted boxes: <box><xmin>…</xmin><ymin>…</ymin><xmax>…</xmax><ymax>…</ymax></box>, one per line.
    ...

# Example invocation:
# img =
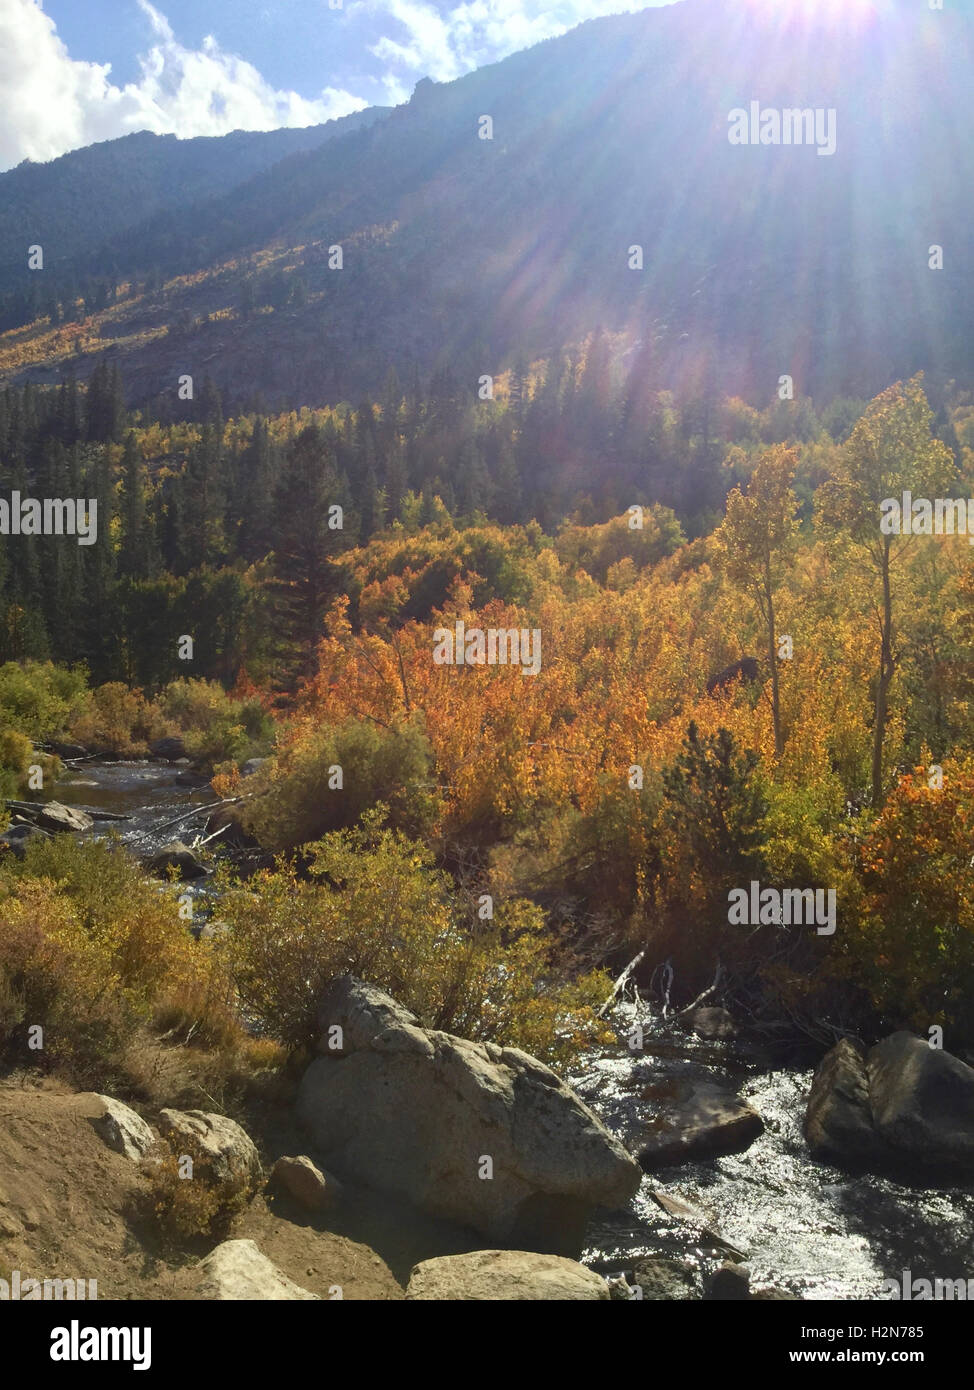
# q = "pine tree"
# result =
<box><xmin>119</xmin><ymin>431</ymin><xmax>152</xmax><ymax>580</ymax></box>
<box><xmin>269</xmin><ymin>423</ymin><xmax>346</xmax><ymax>687</ymax></box>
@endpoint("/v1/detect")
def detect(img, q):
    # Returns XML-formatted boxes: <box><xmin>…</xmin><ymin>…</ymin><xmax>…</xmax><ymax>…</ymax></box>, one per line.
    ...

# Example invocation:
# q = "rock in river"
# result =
<box><xmin>637</xmin><ymin>1078</ymin><xmax>764</xmax><ymax>1168</ymax></box>
<box><xmin>31</xmin><ymin>801</ymin><xmax>93</xmax><ymax>833</ymax></box>
<box><xmin>806</xmin><ymin>1031</ymin><xmax>974</xmax><ymax>1176</ymax></box>
<box><xmin>146</xmin><ymin>840</ymin><xmax>210</xmax><ymax>881</ymax></box>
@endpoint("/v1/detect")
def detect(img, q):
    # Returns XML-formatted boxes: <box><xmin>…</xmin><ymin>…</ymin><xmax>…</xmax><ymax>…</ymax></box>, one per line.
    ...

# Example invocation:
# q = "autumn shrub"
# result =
<box><xmin>848</xmin><ymin>762</ymin><xmax>974</xmax><ymax>1042</ymax></box>
<box><xmin>0</xmin><ymin>838</ymin><xmax>243</xmax><ymax>1085</ymax></box>
<box><xmin>240</xmin><ymin>714</ymin><xmax>441</xmax><ymax>852</ymax></box>
<box><xmin>68</xmin><ymin>681</ymin><xmax>165</xmax><ymax>755</ymax></box>
<box><xmin>647</xmin><ymin>724</ymin><xmax>849</xmax><ymax>1024</ymax></box>
<box><xmin>555</xmin><ymin>506</ymin><xmax>685</xmax><ymax>583</ymax></box>
<box><xmin>0</xmin><ymin>879</ymin><xmax>142</xmax><ymax>1082</ymax></box>
<box><xmin>219</xmin><ymin>808</ymin><xmax>611</xmax><ymax>1065</ymax></box>
<box><xmin>0</xmin><ymin>726</ymin><xmax>46</xmax><ymax>810</ymax></box>
<box><xmin>136</xmin><ymin>1131</ymin><xmax>256</xmax><ymax>1247</ymax></box>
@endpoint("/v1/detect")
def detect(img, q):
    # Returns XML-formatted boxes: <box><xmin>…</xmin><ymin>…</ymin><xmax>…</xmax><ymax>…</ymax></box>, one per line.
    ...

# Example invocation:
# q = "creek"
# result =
<box><xmin>39</xmin><ymin>759</ymin><xmax>974</xmax><ymax>1300</ymax></box>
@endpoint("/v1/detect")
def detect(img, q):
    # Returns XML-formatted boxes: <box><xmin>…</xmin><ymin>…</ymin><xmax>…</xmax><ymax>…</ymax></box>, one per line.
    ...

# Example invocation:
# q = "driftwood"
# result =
<box><xmin>152</xmin><ymin>795</ymin><xmax>249</xmax><ymax>836</ymax></box>
<box><xmin>192</xmin><ymin>823</ymin><xmax>231</xmax><ymax>849</ymax></box>
<box><xmin>597</xmin><ymin>948</ymin><xmax>646</xmax><ymax>1016</ymax></box>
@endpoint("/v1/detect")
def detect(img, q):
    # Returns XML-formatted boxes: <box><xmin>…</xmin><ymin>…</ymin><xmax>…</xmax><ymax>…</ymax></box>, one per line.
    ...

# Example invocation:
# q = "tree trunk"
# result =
<box><xmin>766</xmin><ymin>569</ymin><xmax>783</xmax><ymax>759</ymax></box>
<box><xmin>872</xmin><ymin>541</ymin><xmax>894</xmax><ymax>809</ymax></box>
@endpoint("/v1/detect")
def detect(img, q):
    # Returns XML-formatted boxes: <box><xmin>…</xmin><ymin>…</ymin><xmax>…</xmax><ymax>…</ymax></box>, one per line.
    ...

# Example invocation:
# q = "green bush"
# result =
<box><xmin>241</xmin><ymin>715</ymin><xmax>441</xmax><ymax>851</ymax></box>
<box><xmin>0</xmin><ymin>661</ymin><xmax>89</xmax><ymax>740</ymax></box>
<box><xmin>220</xmin><ymin>808</ymin><xmax>611</xmax><ymax>1065</ymax></box>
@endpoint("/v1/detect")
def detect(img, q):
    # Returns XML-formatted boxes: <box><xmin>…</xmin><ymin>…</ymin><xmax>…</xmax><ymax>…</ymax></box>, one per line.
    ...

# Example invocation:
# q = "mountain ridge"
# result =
<box><xmin>1</xmin><ymin>0</ymin><xmax>971</xmax><ymax>408</ymax></box>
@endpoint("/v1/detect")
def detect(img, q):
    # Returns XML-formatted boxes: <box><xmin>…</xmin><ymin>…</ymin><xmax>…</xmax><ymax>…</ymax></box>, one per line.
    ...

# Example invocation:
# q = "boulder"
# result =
<box><xmin>637</xmin><ymin>1079</ymin><xmax>764</xmax><ymax>1168</ymax></box>
<box><xmin>50</xmin><ymin>741</ymin><xmax>88</xmax><ymax>760</ymax></box>
<box><xmin>296</xmin><ymin>976</ymin><xmax>641</xmax><ymax>1254</ymax></box>
<box><xmin>805</xmin><ymin>1032</ymin><xmax>974</xmax><ymax>1176</ymax></box>
<box><xmin>271</xmin><ymin>1155</ymin><xmax>341</xmax><ymax>1211</ymax></box>
<box><xmin>405</xmin><ymin>1250</ymin><xmax>610</xmax><ymax>1301</ymax></box>
<box><xmin>90</xmin><ymin>1095</ymin><xmax>156</xmax><ymax>1161</ymax></box>
<box><xmin>685</xmin><ymin>1006</ymin><xmax>738</xmax><ymax>1042</ymax></box>
<box><xmin>146</xmin><ymin>841</ymin><xmax>210</xmax><ymax>881</ymax></box>
<box><xmin>157</xmin><ymin>1109</ymin><xmax>261</xmax><ymax>1188</ymax></box>
<box><xmin>149</xmin><ymin>736</ymin><xmax>187</xmax><ymax>761</ymax></box>
<box><xmin>0</xmin><ymin>823</ymin><xmax>51</xmax><ymax>858</ymax></box>
<box><xmin>627</xmin><ymin>1257</ymin><xmax>699</xmax><ymax>1300</ymax></box>
<box><xmin>804</xmin><ymin>1037</ymin><xmax>883</xmax><ymax>1165</ymax></box>
<box><xmin>240</xmin><ymin>758</ymin><xmax>268</xmax><ymax>778</ymax></box>
<box><xmin>705</xmin><ymin>1262</ymin><xmax>751</xmax><ymax>1300</ymax></box>
<box><xmin>867</xmin><ymin>1031</ymin><xmax>974</xmax><ymax>1172</ymax></box>
<box><xmin>32</xmin><ymin>801</ymin><xmax>93</xmax><ymax>833</ymax></box>
<box><xmin>196</xmin><ymin>1240</ymin><xmax>318</xmax><ymax>1300</ymax></box>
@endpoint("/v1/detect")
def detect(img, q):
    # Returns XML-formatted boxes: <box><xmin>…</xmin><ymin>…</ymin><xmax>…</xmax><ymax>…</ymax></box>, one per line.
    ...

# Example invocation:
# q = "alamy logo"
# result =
<box><xmin>0</xmin><ymin>492</ymin><xmax>98</xmax><ymax>545</ymax></box>
<box><xmin>883</xmin><ymin>1270</ymin><xmax>974</xmax><ymax>1300</ymax></box>
<box><xmin>728</xmin><ymin>102</ymin><xmax>837</xmax><ymax>157</ymax></box>
<box><xmin>432</xmin><ymin>620</ymin><xmax>542</xmax><ymax>676</ymax></box>
<box><xmin>728</xmin><ymin>881</ymin><xmax>836</xmax><ymax>936</ymax></box>
<box><xmin>50</xmin><ymin>1321</ymin><xmax>150</xmax><ymax>1371</ymax></box>
<box><xmin>1</xmin><ymin>1270</ymin><xmax>97</xmax><ymax>1299</ymax></box>
<box><xmin>880</xmin><ymin>492</ymin><xmax>974</xmax><ymax>544</ymax></box>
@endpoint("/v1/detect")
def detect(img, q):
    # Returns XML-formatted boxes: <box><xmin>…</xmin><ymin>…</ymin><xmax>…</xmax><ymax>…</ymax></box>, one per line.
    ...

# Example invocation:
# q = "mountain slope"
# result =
<box><xmin>0</xmin><ymin>109</ymin><xmax>389</xmax><ymax>295</ymax></box>
<box><xmin>2</xmin><ymin>0</ymin><xmax>972</xmax><ymax>407</ymax></box>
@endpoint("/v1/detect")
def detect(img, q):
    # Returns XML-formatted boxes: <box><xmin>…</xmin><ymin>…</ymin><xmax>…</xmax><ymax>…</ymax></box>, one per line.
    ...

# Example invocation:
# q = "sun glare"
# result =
<box><xmin>743</xmin><ymin>0</ymin><xmax>884</xmax><ymax>26</ymax></box>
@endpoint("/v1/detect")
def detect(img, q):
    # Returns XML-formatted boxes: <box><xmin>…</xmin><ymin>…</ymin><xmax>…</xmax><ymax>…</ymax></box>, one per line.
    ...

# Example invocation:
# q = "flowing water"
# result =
<box><xmin>49</xmin><ymin>759</ymin><xmax>217</xmax><ymax>856</ymax></box>
<box><xmin>569</xmin><ymin>1007</ymin><xmax>974</xmax><ymax>1299</ymax></box>
<box><xmin>34</xmin><ymin>759</ymin><xmax>974</xmax><ymax>1300</ymax></box>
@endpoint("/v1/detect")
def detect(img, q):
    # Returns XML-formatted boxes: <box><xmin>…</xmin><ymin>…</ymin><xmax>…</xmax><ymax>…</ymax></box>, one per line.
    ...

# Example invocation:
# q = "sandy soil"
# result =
<box><xmin>0</xmin><ymin>1073</ymin><xmax>479</xmax><ymax>1300</ymax></box>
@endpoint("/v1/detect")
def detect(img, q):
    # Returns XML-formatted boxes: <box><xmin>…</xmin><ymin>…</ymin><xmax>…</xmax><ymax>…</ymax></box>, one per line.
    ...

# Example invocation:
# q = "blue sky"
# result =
<box><xmin>0</xmin><ymin>0</ymin><xmax>674</xmax><ymax>170</ymax></box>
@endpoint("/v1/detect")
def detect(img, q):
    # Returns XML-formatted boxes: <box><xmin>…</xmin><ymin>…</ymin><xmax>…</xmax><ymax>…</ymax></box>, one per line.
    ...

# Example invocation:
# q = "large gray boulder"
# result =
<box><xmin>868</xmin><ymin>1032</ymin><xmax>974</xmax><ymax>1171</ymax></box>
<box><xmin>805</xmin><ymin>1032</ymin><xmax>974</xmax><ymax>1176</ymax></box>
<box><xmin>405</xmin><ymin>1250</ymin><xmax>610</xmax><ymax>1301</ymax></box>
<box><xmin>157</xmin><ymin>1109</ymin><xmax>262</xmax><ymax>1188</ymax></box>
<box><xmin>296</xmin><ymin>977</ymin><xmax>641</xmax><ymax>1254</ymax></box>
<box><xmin>32</xmin><ymin>801</ymin><xmax>93</xmax><ymax>833</ymax></box>
<box><xmin>196</xmin><ymin>1240</ymin><xmax>318</xmax><ymax>1300</ymax></box>
<box><xmin>804</xmin><ymin>1037</ymin><xmax>884</xmax><ymax>1165</ymax></box>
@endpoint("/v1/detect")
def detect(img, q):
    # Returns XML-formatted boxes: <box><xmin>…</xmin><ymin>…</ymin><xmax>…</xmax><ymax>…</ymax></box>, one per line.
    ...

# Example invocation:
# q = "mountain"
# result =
<box><xmin>1</xmin><ymin>0</ymin><xmax>972</xmax><ymax>409</ymax></box>
<box><xmin>0</xmin><ymin>109</ymin><xmax>389</xmax><ymax>295</ymax></box>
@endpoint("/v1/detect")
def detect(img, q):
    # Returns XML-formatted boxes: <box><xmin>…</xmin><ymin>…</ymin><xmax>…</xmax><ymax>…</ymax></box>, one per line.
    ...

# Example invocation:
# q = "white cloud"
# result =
<box><xmin>367</xmin><ymin>0</ymin><xmax>648</xmax><ymax>86</ymax></box>
<box><xmin>0</xmin><ymin>0</ymin><xmax>368</xmax><ymax>171</ymax></box>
